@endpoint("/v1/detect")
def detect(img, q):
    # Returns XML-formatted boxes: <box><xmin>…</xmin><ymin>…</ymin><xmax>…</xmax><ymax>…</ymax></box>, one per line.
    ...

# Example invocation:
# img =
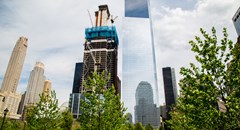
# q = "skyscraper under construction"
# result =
<box><xmin>81</xmin><ymin>5</ymin><xmax>120</xmax><ymax>94</ymax></box>
<box><xmin>69</xmin><ymin>5</ymin><xmax>120</xmax><ymax>118</ymax></box>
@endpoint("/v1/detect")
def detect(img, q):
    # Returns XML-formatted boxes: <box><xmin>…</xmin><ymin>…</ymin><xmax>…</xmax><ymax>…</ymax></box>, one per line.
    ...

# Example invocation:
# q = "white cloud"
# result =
<box><xmin>151</xmin><ymin>0</ymin><xmax>238</xmax><ymax>104</ymax></box>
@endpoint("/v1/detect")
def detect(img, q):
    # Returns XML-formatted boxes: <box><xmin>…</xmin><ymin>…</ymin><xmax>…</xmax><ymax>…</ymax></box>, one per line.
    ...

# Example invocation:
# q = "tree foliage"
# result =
<box><xmin>134</xmin><ymin>122</ymin><xmax>144</xmax><ymax>130</ymax></box>
<box><xmin>119</xmin><ymin>122</ymin><xmax>135</xmax><ymax>130</ymax></box>
<box><xmin>145</xmin><ymin>123</ymin><xmax>153</xmax><ymax>130</ymax></box>
<box><xmin>26</xmin><ymin>90</ymin><xmax>73</xmax><ymax>130</ymax></box>
<box><xmin>0</xmin><ymin>117</ymin><xmax>24</xmax><ymax>130</ymax></box>
<box><xmin>59</xmin><ymin>110</ymin><xmax>73</xmax><ymax>130</ymax></box>
<box><xmin>168</xmin><ymin>27</ymin><xmax>240</xmax><ymax>129</ymax></box>
<box><xmin>79</xmin><ymin>71</ymin><xmax>127</xmax><ymax>130</ymax></box>
<box><xmin>26</xmin><ymin>91</ymin><xmax>60</xmax><ymax>130</ymax></box>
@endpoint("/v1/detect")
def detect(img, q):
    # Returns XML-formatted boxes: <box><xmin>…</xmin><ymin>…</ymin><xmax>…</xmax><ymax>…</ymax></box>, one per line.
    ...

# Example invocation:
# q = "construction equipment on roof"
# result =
<box><xmin>81</xmin><ymin>5</ymin><xmax>120</xmax><ymax>95</ymax></box>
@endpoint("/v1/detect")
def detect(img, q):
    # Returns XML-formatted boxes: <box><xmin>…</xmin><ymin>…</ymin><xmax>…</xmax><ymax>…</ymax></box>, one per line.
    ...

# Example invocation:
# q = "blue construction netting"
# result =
<box><xmin>85</xmin><ymin>26</ymin><xmax>119</xmax><ymax>46</ymax></box>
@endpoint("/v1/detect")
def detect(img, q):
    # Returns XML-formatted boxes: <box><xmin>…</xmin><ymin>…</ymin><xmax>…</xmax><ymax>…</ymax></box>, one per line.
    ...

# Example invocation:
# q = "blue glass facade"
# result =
<box><xmin>122</xmin><ymin>0</ymin><xmax>159</xmax><ymax>123</ymax></box>
<box><xmin>125</xmin><ymin>0</ymin><xmax>149</xmax><ymax>18</ymax></box>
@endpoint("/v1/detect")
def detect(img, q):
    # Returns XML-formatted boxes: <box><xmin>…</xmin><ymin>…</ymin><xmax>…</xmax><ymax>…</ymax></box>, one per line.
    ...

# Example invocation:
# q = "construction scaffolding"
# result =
<box><xmin>81</xmin><ymin>26</ymin><xmax>120</xmax><ymax>94</ymax></box>
<box><xmin>85</xmin><ymin>26</ymin><xmax>119</xmax><ymax>45</ymax></box>
<box><xmin>69</xmin><ymin>4</ymin><xmax>121</xmax><ymax>119</ymax></box>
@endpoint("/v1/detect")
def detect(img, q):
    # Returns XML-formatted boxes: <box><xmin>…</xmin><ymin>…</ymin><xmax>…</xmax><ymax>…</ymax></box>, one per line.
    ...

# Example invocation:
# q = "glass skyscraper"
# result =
<box><xmin>162</xmin><ymin>67</ymin><xmax>178</xmax><ymax>119</ymax></box>
<box><xmin>135</xmin><ymin>81</ymin><xmax>160</xmax><ymax>127</ymax></box>
<box><xmin>69</xmin><ymin>62</ymin><xmax>83</xmax><ymax>118</ymax></box>
<box><xmin>233</xmin><ymin>7</ymin><xmax>240</xmax><ymax>36</ymax></box>
<box><xmin>72</xmin><ymin>63</ymin><xmax>83</xmax><ymax>94</ymax></box>
<box><xmin>122</xmin><ymin>0</ymin><xmax>159</xmax><ymax>122</ymax></box>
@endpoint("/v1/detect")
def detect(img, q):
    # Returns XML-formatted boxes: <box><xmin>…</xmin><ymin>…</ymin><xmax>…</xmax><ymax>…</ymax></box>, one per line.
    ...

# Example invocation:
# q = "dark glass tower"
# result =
<box><xmin>162</xmin><ymin>67</ymin><xmax>177</xmax><ymax>119</ymax></box>
<box><xmin>69</xmin><ymin>62</ymin><xmax>83</xmax><ymax>118</ymax></box>
<box><xmin>72</xmin><ymin>63</ymin><xmax>83</xmax><ymax>93</ymax></box>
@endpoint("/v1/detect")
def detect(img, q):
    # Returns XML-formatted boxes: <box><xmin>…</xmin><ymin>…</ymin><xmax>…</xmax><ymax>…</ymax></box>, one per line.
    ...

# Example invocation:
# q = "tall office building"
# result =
<box><xmin>69</xmin><ymin>62</ymin><xmax>83</xmax><ymax>118</ymax></box>
<box><xmin>135</xmin><ymin>81</ymin><xmax>160</xmax><ymax>127</ymax></box>
<box><xmin>72</xmin><ymin>63</ymin><xmax>83</xmax><ymax>93</ymax></box>
<box><xmin>122</xmin><ymin>0</ymin><xmax>159</xmax><ymax>122</ymax></box>
<box><xmin>233</xmin><ymin>7</ymin><xmax>240</xmax><ymax>36</ymax></box>
<box><xmin>82</xmin><ymin>5</ymin><xmax>120</xmax><ymax>93</ymax></box>
<box><xmin>17</xmin><ymin>92</ymin><xmax>26</xmax><ymax>115</ymax></box>
<box><xmin>19</xmin><ymin>62</ymin><xmax>46</xmax><ymax>114</ymax></box>
<box><xmin>0</xmin><ymin>37</ymin><xmax>28</xmax><ymax>119</ymax></box>
<box><xmin>162</xmin><ymin>67</ymin><xmax>178</xmax><ymax>119</ymax></box>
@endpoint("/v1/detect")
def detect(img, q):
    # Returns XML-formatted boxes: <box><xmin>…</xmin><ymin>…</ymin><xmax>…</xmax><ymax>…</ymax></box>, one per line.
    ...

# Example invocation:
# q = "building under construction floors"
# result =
<box><xmin>69</xmin><ymin>5</ymin><xmax>121</xmax><ymax>119</ymax></box>
<box><xmin>82</xmin><ymin>5</ymin><xmax>120</xmax><ymax>95</ymax></box>
<box><xmin>82</xmin><ymin>25</ymin><xmax>120</xmax><ymax>94</ymax></box>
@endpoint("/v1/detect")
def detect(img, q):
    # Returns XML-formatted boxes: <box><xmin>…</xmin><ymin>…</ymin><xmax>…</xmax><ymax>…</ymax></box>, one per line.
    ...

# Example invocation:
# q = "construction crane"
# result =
<box><xmin>110</xmin><ymin>15</ymin><xmax>118</xmax><ymax>24</ymax></box>
<box><xmin>88</xmin><ymin>10</ymin><xmax>94</xmax><ymax>27</ymax></box>
<box><xmin>85</xmin><ymin>41</ymin><xmax>101</xmax><ymax>72</ymax></box>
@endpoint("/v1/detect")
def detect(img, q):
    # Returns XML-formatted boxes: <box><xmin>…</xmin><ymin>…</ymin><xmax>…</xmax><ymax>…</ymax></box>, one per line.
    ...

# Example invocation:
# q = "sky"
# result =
<box><xmin>0</xmin><ymin>0</ymin><xmax>239</xmax><ymax>109</ymax></box>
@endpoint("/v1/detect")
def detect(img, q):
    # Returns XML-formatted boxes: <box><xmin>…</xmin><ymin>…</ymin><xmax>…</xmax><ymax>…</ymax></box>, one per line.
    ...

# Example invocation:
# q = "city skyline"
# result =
<box><xmin>0</xmin><ymin>0</ymin><xmax>239</xmax><ymax>106</ymax></box>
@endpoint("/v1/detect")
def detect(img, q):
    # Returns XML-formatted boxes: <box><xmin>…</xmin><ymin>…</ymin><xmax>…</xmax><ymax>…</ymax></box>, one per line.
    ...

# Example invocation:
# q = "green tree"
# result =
<box><xmin>145</xmin><ymin>124</ymin><xmax>153</xmax><ymax>130</ymax></box>
<box><xmin>79</xmin><ymin>71</ymin><xmax>127</xmax><ymax>130</ymax></box>
<box><xmin>119</xmin><ymin>113</ymin><xmax>134</xmax><ymax>130</ymax></box>
<box><xmin>26</xmin><ymin>91</ymin><xmax>61</xmax><ymax>130</ymax></box>
<box><xmin>0</xmin><ymin>117</ymin><xmax>24</xmax><ymax>130</ymax></box>
<box><xmin>59</xmin><ymin>110</ymin><xmax>73</xmax><ymax>130</ymax></box>
<box><xmin>119</xmin><ymin>122</ymin><xmax>135</xmax><ymax>130</ymax></box>
<box><xmin>134</xmin><ymin>122</ymin><xmax>144</xmax><ymax>130</ymax></box>
<box><xmin>168</xmin><ymin>27</ymin><xmax>240</xmax><ymax>129</ymax></box>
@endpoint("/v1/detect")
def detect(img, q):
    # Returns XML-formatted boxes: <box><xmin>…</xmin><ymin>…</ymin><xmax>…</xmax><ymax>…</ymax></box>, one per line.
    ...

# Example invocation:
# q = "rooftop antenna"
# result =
<box><xmin>88</xmin><ymin>10</ymin><xmax>93</xmax><ymax>27</ymax></box>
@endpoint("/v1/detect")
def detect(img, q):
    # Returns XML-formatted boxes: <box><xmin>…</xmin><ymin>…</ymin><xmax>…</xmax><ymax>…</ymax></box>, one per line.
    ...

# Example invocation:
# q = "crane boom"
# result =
<box><xmin>88</xmin><ymin>10</ymin><xmax>93</xmax><ymax>27</ymax></box>
<box><xmin>86</xmin><ymin>41</ymin><xmax>99</xmax><ymax>71</ymax></box>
